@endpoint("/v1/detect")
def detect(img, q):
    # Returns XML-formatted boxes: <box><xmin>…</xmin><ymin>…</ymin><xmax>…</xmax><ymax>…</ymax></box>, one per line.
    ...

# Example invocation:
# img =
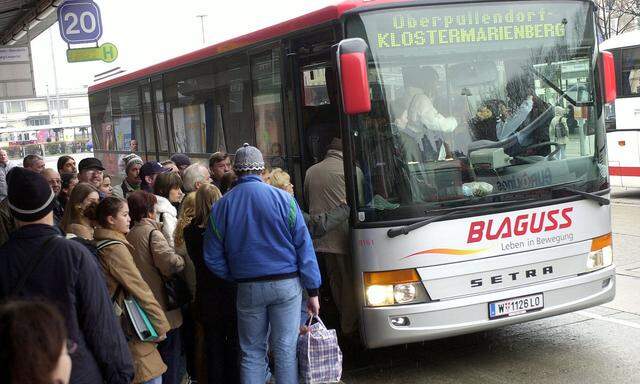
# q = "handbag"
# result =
<box><xmin>298</xmin><ymin>315</ymin><xmax>343</xmax><ymax>384</ymax></box>
<box><xmin>148</xmin><ymin>229</ymin><xmax>192</xmax><ymax>310</ymax></box>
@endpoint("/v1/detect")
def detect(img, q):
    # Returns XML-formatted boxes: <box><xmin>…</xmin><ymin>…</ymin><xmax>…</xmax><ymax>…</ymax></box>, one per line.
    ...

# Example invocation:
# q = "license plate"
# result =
<box><xmin>488</xmin><ymin>293</ymin><xmax>544</xmax><ymax>319</ymax></box>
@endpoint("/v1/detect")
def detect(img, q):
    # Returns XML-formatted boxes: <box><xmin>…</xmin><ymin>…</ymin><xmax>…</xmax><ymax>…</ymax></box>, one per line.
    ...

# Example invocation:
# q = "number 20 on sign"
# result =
<box><xmin>57</xmin><ymin>0</ymin><xmax>103</xmax><ymax>44</ymax></box>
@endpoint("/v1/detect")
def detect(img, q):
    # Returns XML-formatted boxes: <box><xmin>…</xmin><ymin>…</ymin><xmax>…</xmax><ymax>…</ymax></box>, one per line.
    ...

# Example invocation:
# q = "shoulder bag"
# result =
<box><xmin>148</xmin><ymin>229</ymin><xmax>192</xmax><ymax>310</ymax></box>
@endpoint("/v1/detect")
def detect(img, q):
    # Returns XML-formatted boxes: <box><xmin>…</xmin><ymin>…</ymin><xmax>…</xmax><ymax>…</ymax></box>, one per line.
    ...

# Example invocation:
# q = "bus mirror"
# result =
<box><xmin>600</xmin><ymin>51</ymin><xmax>616</xmax><ymax>104</ymax></box>
<box><xmin>337</xmin><ymin>38</ymin><xmax>371</xmax><ymax>115</ymax></box>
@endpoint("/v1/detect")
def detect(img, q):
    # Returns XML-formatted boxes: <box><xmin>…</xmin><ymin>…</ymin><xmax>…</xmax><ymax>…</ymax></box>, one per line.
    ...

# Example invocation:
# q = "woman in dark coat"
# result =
<box><xmin>183</xmin><ymin>184</ymin><xmax>240</xmax><ymax>384</ymax></box>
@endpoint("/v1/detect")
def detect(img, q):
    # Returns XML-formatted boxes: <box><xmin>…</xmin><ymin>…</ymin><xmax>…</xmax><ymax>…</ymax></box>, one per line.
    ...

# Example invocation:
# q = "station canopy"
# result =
<box><xmin>1</xmin><ymin>0</ymin><xmax>60</xmax><ymax>46</ymax></box>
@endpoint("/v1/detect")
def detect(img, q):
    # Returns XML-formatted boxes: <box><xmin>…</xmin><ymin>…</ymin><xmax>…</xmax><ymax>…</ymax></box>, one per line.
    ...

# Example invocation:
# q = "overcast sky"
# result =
<box><xmin>30</xmin><ymin>0</ymin><xmax>336</xmax><ymax>96</ymax></box>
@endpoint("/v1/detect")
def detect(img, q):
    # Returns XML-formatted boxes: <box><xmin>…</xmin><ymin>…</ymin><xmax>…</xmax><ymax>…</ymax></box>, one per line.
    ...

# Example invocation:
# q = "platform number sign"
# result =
<box><xmin>57</xmin><ymin>0</ymin><xmax>103</xmax><ymax>44</ymax></box>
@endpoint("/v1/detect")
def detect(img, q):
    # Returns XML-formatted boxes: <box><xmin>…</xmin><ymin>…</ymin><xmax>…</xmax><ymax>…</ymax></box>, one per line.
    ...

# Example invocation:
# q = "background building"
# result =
<box><xmin>0</xmin><ymin>90</ymin><xmax>92</xmax><ymax>159</ymax></box>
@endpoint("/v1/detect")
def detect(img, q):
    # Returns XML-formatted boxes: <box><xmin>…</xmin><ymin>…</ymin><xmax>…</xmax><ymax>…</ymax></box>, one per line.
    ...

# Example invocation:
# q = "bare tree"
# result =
<box><xmin>595</xmin><ymin>0</ymin><xmax>640</xmax><ymax>39</ymax></box>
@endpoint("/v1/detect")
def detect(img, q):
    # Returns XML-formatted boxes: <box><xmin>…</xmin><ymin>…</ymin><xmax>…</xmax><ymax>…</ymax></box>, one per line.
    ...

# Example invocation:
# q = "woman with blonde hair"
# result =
<box><xmin>174</xmin><ymin>191</ymin><xmax>196</xmax><ymax>258</ymax></box>
<box><xmin>60</xmin><ymin>182</ymin><xmax>100</xmax><ymax>240</ymax></box>
<box><xmin>174</xmin><ymin>191</ymin><xmax>197</xmax><ymax>295</ymax></box>
<box><xmin>172</xmin><ymin>191</ymin><xmax>198</xmax><ymax>381</ymax></box>
<box><xmin>268</xmin><ymin>168</ymin><xmax>349</xmax><ymax>239</ymax></box>
<box><xmin>182</xmin><ymin>184</ymin><xmax>237</xmax><ymax>383</ymax></box>
<box><xmin>268</xmin><ymin>168</ymin><xmax>293</xmax><ymax>195</ymax></box>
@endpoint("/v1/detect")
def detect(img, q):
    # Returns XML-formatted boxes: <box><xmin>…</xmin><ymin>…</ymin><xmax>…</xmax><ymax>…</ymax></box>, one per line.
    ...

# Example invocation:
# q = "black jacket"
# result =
<box><xmin>0</xmin><ymin>224</ymin><xmax>134</xmax><ymax>384</ymax></box>
<box><xmin>183</xmin><ymin>222</ymin><xmax>237</xmax><ymax>326</ymax></box>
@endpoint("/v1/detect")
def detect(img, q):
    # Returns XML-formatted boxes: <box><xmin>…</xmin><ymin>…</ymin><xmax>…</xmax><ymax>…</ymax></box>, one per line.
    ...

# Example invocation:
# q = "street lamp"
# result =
<box><xmin>196</xmin><ymin>15</ymin><xmax>207</xmax><ymax>45</ymax></box>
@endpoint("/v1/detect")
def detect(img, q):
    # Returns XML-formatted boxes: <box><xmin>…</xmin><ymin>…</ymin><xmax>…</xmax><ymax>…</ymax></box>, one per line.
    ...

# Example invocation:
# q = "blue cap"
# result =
<box><xmin>139</xmin><ymin>161</ymin><xmax>170</xmax><ymax>180</ymax></box>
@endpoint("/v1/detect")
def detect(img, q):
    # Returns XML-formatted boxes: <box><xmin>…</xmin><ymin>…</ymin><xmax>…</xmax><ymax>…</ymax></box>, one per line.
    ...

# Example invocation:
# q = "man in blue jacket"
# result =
<box><xmin>0</xmin><ymin>167</ymin><xmax>134</xmax><ymax>384</ymax></box>
<box><xmin>204</xmin><ymin>143</ymin><xmax>321</xmax><ymax>384</ymax></box>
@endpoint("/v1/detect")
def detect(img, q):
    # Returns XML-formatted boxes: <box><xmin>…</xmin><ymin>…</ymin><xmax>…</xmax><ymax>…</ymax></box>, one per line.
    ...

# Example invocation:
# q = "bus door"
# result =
<box><xmin>287</xmin><ymin>26</ymin><xmax>341</xmax><ymax>204</ymax></box>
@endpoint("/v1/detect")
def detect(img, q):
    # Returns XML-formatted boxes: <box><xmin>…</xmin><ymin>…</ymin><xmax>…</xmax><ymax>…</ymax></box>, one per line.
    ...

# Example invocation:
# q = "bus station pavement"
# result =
<box><xmin>344</xmin><ymin>188</ymin><xmax>640</xmax><ymax>384</ymax></box>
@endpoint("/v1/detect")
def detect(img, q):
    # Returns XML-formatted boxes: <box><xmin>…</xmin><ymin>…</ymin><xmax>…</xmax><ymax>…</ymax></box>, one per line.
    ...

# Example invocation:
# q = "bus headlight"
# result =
<box><xmin>394</xmin><ymin>283</ymin><xmax>417</xmax><ymax>304</ymax></box>
<box><xmin>587</xmin><ymin>233</ymin><xmax>613</xmax><ymax>271</ymax></box>
<box><xmin>365</xmin><ymin>285</ymin><xmax>395</xmax><ymax>306</ymax></box>
<box><xmin>364</xmin><ymin>269</ymin><xmax>428</xmax><ymax>307</ymax></box>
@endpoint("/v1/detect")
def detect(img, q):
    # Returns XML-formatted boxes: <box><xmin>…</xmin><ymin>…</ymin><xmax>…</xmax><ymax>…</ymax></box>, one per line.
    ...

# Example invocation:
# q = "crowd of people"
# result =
<box><xmin>0</xmin><ymin>139</ymin><xmax>353</xmax><ymax>384</ymax></box>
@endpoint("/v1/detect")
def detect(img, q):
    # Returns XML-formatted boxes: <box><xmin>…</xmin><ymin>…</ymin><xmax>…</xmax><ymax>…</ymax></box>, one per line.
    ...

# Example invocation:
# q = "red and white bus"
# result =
<box><xmin>89</xmin><ymin>0</ymin><xmax>615</xmax><ymax>348</ymax></box>
<box><xmin>600</xmin><ymin>30</ymin><xmax>640</xmax><ymax>188</ymax></box>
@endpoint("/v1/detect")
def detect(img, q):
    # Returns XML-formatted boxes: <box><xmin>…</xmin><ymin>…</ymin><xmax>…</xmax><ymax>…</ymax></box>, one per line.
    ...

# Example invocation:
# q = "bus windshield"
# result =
<box><xmin>345</xmin><ymin>0</ymin><xmax>608</xmax><ymax>223</ymax></box>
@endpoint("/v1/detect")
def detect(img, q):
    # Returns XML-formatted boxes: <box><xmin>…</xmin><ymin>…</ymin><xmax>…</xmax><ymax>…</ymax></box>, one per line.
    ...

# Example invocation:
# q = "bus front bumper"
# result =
<box><xmin>361</xmin><ymin>266</ymin><xmax>615</xmax><ymax>349</ymax></box>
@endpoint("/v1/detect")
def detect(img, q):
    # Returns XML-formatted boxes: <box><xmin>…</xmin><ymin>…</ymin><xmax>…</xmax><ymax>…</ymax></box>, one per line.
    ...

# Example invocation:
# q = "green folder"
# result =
<box><xmin>123</xmin><ymin>297</ymin><xmax>159</xmax><ymax>341</ymax></box>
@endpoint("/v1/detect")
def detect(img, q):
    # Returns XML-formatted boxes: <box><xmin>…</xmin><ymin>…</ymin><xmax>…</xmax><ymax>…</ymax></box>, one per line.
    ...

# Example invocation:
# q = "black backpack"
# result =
<box><xmin>69</xmin><ymin>235</ymin><xmax>99</xmax><ymax>260</ymax></box>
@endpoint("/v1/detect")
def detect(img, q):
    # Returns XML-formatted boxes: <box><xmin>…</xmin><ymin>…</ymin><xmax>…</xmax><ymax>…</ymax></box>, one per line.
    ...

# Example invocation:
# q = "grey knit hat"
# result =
<box><xmin>233</xmin><ymin>143</ymin><xmax>264</xmax><ymax>172</ymax></box>
<box><xmin>123</xmin><ymin>153</ymin><xmax>143</xmax><ymax>173</ymax></box>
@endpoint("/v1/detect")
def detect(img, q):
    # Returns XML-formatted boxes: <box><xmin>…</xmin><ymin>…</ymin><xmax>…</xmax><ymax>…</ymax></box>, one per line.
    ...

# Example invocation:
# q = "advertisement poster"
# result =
<box><xmin>114</xmin><ymin>116</ymin><xmax>132</xmax><ymax>151</ymax></box>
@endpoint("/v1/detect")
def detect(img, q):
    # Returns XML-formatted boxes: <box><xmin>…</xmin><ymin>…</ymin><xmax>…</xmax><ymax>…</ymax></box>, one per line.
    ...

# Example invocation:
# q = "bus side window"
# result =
<box><xmin>621</xmin><ymin>47</ymin><xmax>640</xmax><ymax>96</ymax></box>
<box><xmin>111</xmin><ymin>84</ymin><xmax>143</xmax><ymax>152</ymax></box>
<box><xmin>89</xmin><ymin>89</ymin><xmax>114</xmax><ymax>152</ymax></box>
<box><xmin>164</xmin><ymin>62</ymin><xmax>213</xmax><ymax>154</ymax></box>
<box><xmin>252</xmin><ymin>47</ymin><xmax>286</xmax><ymax>170</ymax></box>
<box><xmin>213</xmin><ymin>55</ymin><xmax>254</xmax><ymax>151</ymax></box>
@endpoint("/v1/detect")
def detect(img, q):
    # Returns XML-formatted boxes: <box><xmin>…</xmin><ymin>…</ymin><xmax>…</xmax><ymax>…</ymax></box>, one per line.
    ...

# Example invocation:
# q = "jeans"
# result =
<box><xmin>237</xmin><ymin>277</ymin><xmax>302</xmax><ymax>384</ymax></box>
<box><xmin>557</xmin><ymin>144</ymin><xmax>566</xmax><ymax>159</ymax></box>
<box><xmin>143</xmin><ymin>377</ymin><xmax>162</xmax><ymax>384</ymax></box>
<box><xmin>157</xmin><ymin>328</ymin><xmax>182</xmax><ymax>384</ymax></box>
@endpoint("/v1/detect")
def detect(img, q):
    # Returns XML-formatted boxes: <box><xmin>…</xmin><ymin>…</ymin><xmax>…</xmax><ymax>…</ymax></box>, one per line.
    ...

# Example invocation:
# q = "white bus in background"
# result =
<box><xmin>600</xmin><ymin>31</ymin><xmax>640</xmax><ymax>188</ymax></box>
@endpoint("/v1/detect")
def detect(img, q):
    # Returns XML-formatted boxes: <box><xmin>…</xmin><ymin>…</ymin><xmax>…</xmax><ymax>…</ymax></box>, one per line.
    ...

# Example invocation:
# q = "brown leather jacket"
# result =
<box><xmin>94</xmin><ymin>228</ymin><xmax>170</xmax><ymax>383</ymax></box>
<box><xmin>126</xmin><ymin>218</ymin><xmax>185</xmax><ymax>329</ymax></box>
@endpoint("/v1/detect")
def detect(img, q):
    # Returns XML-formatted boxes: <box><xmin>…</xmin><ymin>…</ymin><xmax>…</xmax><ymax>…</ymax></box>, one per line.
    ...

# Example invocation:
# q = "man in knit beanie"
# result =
<box><xmin>113</xmin><ymin>154</ymin><xmax>144</xmax><ymax>199</ymax></box>
<box><xmin>0</xmin><ymin>167</ymin><xmax>134</xmax><ymax>384</ymax></box>
<box><xmin>204</xmin><ymin>143</ymin><xmax>321</xmax><ymax>384</ymax></box>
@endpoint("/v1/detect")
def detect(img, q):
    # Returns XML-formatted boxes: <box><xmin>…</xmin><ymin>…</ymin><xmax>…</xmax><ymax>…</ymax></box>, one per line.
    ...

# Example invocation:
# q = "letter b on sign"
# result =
<box><xmin>58</xmin><ymin>1</ymin><xmax>103</xmax><ymax>44</ymax></box>
<box><xmin>467</xmin><ymin>221</ymin><xmax>485</xmax><ymax>243</ymax></box>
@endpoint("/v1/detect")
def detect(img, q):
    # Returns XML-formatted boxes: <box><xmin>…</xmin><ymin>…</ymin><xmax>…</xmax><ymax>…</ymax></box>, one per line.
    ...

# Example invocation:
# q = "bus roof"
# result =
<box><xmin>600</xmin><ymin>30</ymin><xmax>640</xmax><ymax>51</ymax></box>
<box><xmin>88</xmin><ymin>0</ymin><xmax>407</xmax><ymax>94</ymax></box>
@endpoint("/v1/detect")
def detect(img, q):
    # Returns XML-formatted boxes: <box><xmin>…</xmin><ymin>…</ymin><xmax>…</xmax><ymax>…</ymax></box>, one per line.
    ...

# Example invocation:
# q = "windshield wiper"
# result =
<box><xmin>555</xmin><ymin>186</ymin><xmax>610</xmax><ymax>206</ymax></box>
<box><xmin>387</xmin><ymin>200</ymin><xmax>533</xmax><ymax>238</ymax></box>
<box><xmin>387</xmin><ymin>184</ymin><xmax>609</xmax><ymax>238</ymax></box>
<box><xmin>530</xmin><ymin>66</ymin><xmax>592</xmax><ymax>107</ymax></box>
